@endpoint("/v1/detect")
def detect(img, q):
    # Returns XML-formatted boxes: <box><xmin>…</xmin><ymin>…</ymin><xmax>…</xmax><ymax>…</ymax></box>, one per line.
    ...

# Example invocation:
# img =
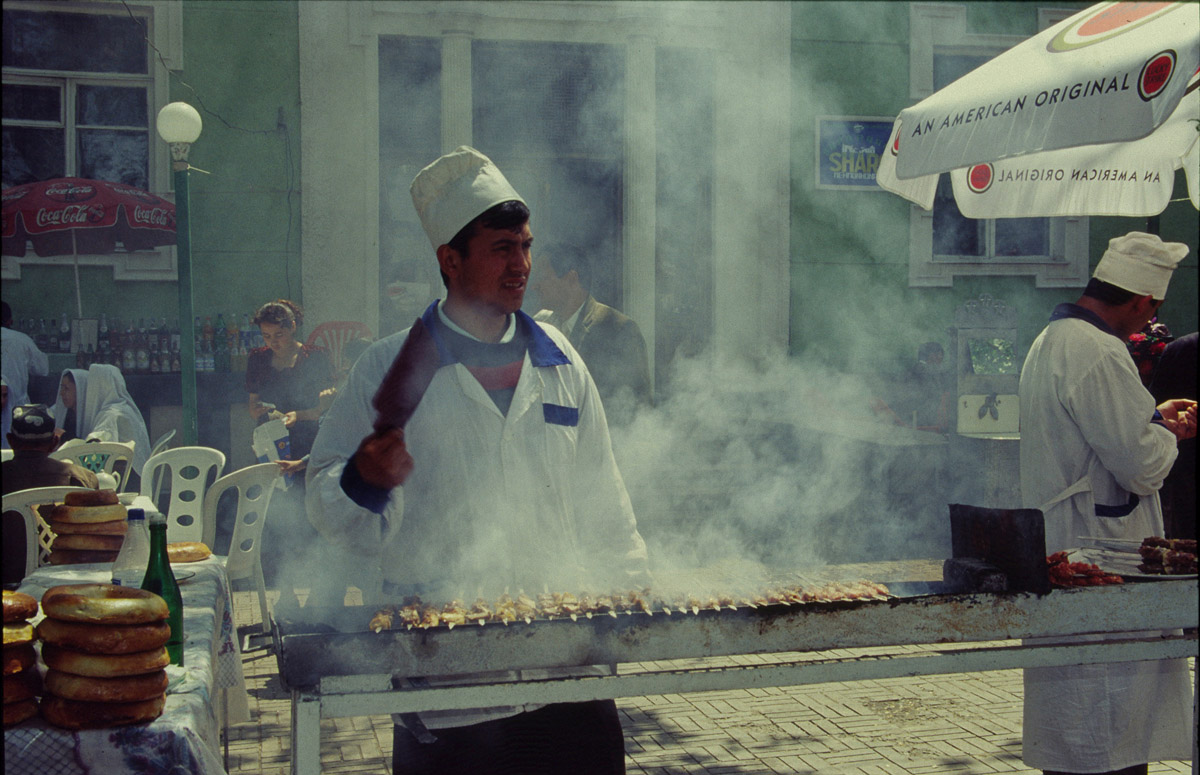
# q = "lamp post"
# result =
<box><xmin>156</xmin><ymin>102</ymin><xmax>202</xmax><ymax>446</ymax></box>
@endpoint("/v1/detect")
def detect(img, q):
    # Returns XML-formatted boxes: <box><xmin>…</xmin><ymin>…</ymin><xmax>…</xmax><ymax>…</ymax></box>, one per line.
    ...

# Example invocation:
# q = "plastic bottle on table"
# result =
<box><xmin>141</xmin><ymin>511</ymin><xmax>184</xmax><ymax>665</ymax></box>
<box><xmin>111</xmin><ymin>508</ymin><xmax>152</xmax><ymax>587</ymax></box>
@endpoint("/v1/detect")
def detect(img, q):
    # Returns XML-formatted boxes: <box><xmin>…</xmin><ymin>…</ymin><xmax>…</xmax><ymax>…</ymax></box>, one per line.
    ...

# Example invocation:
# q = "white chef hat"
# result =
<box><xmin>1093</xmin><ymin>232</ymin><xmax>1188</xmax><ymax>299</ymax></box>
<box><xmin>409</xmin><ymin>146</ymin><xmax>526</xmax><ymax>250</ymax></box>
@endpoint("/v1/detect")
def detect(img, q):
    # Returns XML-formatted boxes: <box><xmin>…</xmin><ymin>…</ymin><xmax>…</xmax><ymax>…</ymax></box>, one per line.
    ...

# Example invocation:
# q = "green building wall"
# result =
<box><xmin>5</xmin><ymin>0</ymin><xmax>301</xmax><ymax>336</ymax></box>
<box><xmin>7</xmin><ymin>1</ymin><xmax>1196</xmax><ymax>380</ymax></box>
<box><xmin>790</xmin><ymin>1</ymin><xmax>1198</xmax><ymax>373</ymax></box>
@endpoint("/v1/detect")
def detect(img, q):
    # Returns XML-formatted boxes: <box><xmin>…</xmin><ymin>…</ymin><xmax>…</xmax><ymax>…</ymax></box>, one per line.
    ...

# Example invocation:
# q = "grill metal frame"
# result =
<box><xmin>279</xmin><ymin>579</ymin><xmax>1199</xmax><ymax>775</ymax></box>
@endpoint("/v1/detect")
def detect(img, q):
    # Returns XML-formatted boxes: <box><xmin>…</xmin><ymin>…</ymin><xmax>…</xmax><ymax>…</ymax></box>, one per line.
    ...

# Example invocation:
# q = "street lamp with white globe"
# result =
<box><xmin>157</xmin><ymin>102</ymin><xmax>202</xmax><ymax>445</ymax></box>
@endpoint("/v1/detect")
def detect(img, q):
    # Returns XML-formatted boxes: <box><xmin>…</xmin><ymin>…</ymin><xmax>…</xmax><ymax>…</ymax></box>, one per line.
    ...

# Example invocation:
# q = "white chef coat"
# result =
<box><xmin>52</xmin><ymin>365</ymin><xmax>152</xmax><ymax>475</ymax></box>
<box><xmin>307</xmin><ymin>302</ymin><xmax>649</xmax><ymax>729</ymax></box>
<box><xmin>1</xmin><ymin>326</ymin><xmax>49</xmax><ymax>448</ymax></box>
<box><xmin>1018</xmin><ymin>304</ymin><xmax>1191</xmax><ymax>772</ymax></box>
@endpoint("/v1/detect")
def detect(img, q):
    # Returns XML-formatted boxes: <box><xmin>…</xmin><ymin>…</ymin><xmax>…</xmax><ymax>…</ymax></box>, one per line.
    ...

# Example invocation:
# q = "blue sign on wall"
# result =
<box><xmin>815</xmin><ymin>116</ymin><xmax>894</xmax><ymax>190</ymax></box>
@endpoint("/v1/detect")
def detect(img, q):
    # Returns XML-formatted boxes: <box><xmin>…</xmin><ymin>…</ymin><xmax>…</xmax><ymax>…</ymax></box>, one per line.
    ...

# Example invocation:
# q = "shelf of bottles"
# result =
<box><xmin>15</xmin><ymin>313</ymin><xmax>264</xmax><ymax>375</ymax></box>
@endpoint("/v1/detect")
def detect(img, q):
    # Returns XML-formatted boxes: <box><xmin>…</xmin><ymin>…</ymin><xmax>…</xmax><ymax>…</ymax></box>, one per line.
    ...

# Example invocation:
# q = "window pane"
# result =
<box><xmin>2</xmin><ymin>126</ymin><xmax>65</xmax><ymax>186</ymax></box>
<box><xmin>932</xmin><ymin>175</ymin><xmax>983</xmax><ymax>256</ymax></box>
<box><xmin>967</xmin><ymin>337</ymin><xmax>1017</xmax><ymax>375</ymax></box>
<box><xmin>3</xmin><ymin>84</ymin><xmax>61</xmax><ymax>122</ymax></box>
<box><xmin>77</xmin><ymin>129</ymin><xmax>148</xmax><ymax>188</ymax></box>
<box><xmin>994</xmin><ymin>217</ymin><xmax>1049</xmax><ymax>257</ymax></box>
<box><xmin>3</xmin><ymin>10</ymin><xmax>148</xmax><ymax>74</ymax></box>
<box><xmin>473</xmin><ymin>41</ymin><xmax>623</xmax><ymax>158</ymax></box>
<box><xmin>657</xmin><ymin>46</ymin><xmax>714</xmax><ymax>377</ymax></box>
<box><xmin>378</xmin><ymin>37</ymin><xmax>441</xmax><ymax>165</ymax></box>
<box><xmin>76</xmin><ymin>85</ymin><xmax>147</xmax><ymax>127</ymax></box>
<box><xmin>377</xmin><ymin>36</ymin><xmax>442</xmax><ymax>337</ymax></box>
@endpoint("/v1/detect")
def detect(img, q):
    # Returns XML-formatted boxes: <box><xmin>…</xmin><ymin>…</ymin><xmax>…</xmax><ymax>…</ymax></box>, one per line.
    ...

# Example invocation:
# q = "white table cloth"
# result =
<box><xmin>5</xmin><ymin>556</ymin><xmax>250</xmax><ymax>775</ymax></box>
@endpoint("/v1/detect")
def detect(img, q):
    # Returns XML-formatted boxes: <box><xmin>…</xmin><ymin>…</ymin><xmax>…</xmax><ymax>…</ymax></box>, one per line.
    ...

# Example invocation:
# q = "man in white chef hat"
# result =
<box><xmin>307</xmin><ymin>146</ymin><xmax>648</xmax><ymax>775</ymax></box>
<box><xmin>1019</xmin><ymin>231</ymin><xmax>1196</xmax><ymax>775</ymax></box>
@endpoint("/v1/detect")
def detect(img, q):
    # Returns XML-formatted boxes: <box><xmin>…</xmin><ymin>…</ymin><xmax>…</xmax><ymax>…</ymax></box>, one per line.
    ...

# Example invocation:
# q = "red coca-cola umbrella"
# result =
<box><xmin>2</xmin><ymin>177</ymin><xmax>176</xmax><ymax>317</ymax></box>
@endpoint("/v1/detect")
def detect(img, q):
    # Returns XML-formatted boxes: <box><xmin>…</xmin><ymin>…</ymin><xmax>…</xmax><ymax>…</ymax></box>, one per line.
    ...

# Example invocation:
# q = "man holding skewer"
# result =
<box><xmin>307</xmin><ymin>146</ymin><xmax>649</xmax><ymax>774</ymax></box>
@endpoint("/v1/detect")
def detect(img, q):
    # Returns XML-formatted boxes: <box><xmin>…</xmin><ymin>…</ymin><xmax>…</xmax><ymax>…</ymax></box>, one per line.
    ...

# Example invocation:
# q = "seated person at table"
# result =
<box><xmin>52</xmin><ymin>364</ymin><xmax>152</xmax><ymax>479</ymax></box>
<box><xmin>3</xmin><ymin>404</ymin><xmax>99</xmax><ymax>586</ymax></box>
<box><xmin>2</xmin><ymin>404</ymin><xmax>99</xmax><ymax>496</ymax></box>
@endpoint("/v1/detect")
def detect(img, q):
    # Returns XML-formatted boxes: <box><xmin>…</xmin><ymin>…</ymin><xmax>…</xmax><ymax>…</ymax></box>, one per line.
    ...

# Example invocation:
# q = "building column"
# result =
<box><xmin>441</xmin><ymin>31</ymin><xmax>473</xmax><ymax>152</ymax></box>
<box><xmin>624</xmin><ymin>34</ymin><xmax>656</xmax><ymax>388</ymax></box>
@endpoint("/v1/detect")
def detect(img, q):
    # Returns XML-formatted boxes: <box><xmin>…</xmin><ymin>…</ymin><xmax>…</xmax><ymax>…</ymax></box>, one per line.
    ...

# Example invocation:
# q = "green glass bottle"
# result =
<box><xmin>141</xmin><ymin>511</ymin><xmax>184</xmax><ymax>665</ymax></box>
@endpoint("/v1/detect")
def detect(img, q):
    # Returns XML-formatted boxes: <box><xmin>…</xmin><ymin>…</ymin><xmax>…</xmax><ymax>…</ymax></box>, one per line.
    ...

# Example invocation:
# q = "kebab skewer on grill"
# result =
<box><xmin>367</xmin><ymin>580</ymin><xmax>891</xmax><ymax>632</ymax></box>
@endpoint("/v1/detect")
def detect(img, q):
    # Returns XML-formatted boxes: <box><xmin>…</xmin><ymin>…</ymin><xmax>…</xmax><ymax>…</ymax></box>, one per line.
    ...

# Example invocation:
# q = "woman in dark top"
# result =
<box><xmin>245</xmin><ymin>300</ymin><xmax>333</xmax><ymax>461</ymax></box>
<box><xmin>244</xmin><ymin>300</ymin><xmax>333</xmax><ymax>607</ymax></box>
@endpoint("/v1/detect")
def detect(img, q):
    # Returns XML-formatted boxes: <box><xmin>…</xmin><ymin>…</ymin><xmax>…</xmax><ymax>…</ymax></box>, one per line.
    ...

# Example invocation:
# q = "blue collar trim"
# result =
<box><xmin>419</xmin><ymin>301</ymin><xmax>569</xmax><ymax>367</ymax></box>
<box><xmin>1050</xmin><ymin>303</ymin><xmax>1119</xmax><ymax>339</ymax></box>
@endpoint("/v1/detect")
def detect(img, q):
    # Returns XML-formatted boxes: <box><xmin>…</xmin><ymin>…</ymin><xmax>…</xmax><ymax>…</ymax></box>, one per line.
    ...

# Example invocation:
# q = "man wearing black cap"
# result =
<box><xmin>2</xmin><ymin>403</ymin><xmax>98</xmax><ymax>496</ymax></box>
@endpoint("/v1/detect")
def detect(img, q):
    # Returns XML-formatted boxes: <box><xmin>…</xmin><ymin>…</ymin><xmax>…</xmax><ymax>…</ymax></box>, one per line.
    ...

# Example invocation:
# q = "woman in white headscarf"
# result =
<box><xmin>53</xmin><ymin>364</ymin><xmax>151</xmax><ymax>476</ymax></box>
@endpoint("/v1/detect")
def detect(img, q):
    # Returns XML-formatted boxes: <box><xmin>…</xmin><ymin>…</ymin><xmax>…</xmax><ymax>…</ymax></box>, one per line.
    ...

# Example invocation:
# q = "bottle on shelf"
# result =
<box><xmin>202</xmin><ymin>316</ymin><xmax>214</xmax><ymax>346</ymax></box>
<box><xmin>48</xmin><ymin>319</ymin><xmax>59</xmax><ymax>353</ymax></box>
<box><xmin>214</xmin><ymin>328</ymin><xmax>229</xmax><ymax>372</ymax></box>
<box><xmin>121</xmin><ymin>321</ymin><xmax>138</xmax><ymax>373</ymax></box>
<box><xmin>240</xmin><ymin>313</ymin><xmax>253</xmax><ymax>350</ymax></box>
<box><xmin>98</xmin><ymin>313</ymin><xmax>110</xmax><ymax>354</ymax></box>
<box><xmin>158</xmin><ymin>318</ymin><xmax>170</xmax><ymax>354</ymax></box>
<box><xmin>135</xmin><ymin>319</ymin><xmax>150</xmax><ymax>373</ymax></box>
<box><xmin>141</xmin><ymin>511</ymin><xmax>183</xmax><ymax>666</ymax></box>
<box><xmin>35</xmin><ymin>319</ymin><xmax>50</xmax><ymax>352</ymax></box>
<box><xmin>170</xmin><ymin>318</ymin><xmax>181</xmax><ymax>354</ymax></box>
<box><xmin>111</xmin><ymin>508</ymin><xmax>152</xmax><ymax>587</ymax></box>
<box><xmin>59</xmin><ymin>312</ymin><xmax>72</xmax><ymax>353</ymax></box>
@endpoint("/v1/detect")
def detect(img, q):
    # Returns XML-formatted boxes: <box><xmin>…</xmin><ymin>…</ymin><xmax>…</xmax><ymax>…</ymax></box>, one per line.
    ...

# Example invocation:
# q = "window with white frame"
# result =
<box><xmin>907</xmin><ymin>4</ymin><xmax>1088</xmax><ymax>287</ymax></box>
<box><xmin>2</xmin><ymin>0</ymin><xmax>179</xmax><ymax>280</ymax></box>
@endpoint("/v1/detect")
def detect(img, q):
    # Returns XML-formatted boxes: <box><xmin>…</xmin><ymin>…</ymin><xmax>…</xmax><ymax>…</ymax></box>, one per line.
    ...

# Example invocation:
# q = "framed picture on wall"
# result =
<box><xmin>815</xmin><ymin>116</ymin><xmax>894</xmax><ymax>191</ymax></box>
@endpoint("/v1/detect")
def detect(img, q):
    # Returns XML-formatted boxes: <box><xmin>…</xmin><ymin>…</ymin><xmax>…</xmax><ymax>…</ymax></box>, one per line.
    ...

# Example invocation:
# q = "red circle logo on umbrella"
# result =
<box><xmin>1048</xmin><ymin>2</ymin><xmax>1181</xmax><ymax>52</ymax></box>
<box><xmin>1138</xmin><ymin>50</ymin><xmax>1176</xmax><ymax>100</ymax></box>
<box><xmin>967</xmin><ymin>164</ymin><xmax>994</xmax><ymax>194</ymax></box>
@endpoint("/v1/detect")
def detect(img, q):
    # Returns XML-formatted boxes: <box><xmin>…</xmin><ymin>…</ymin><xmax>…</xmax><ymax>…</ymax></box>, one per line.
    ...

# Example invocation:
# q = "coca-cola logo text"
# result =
<box><xmin>44</xmin><ymin>183</ymin><xmax>97</xmax><ymax>203</ymax></box>
<box><xmin>132</xmin><ymin>205</ymin><xmax>171</xmax><ymax>226</ymax></box>
<box><xmin>35</xmin><ymin>205</ymin><xmax>105</xmax><ymax>227</ymax></box>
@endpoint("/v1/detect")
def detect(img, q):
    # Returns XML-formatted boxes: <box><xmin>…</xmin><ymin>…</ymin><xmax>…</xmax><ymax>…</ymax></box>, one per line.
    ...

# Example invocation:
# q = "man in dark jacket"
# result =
<box><xmin>531</xmin><ymin>242</ymin><xmax>652</xmax><ymax>427</ymax></box>
<box><xmin>1150</xmin><ymin>331</ymin><xmax>1197</xmax><ymax>540</ymax></box>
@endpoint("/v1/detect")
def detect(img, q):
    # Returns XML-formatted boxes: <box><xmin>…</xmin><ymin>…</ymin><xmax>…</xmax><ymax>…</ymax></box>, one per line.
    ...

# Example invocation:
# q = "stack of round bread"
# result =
<box><xmin>48</xmin><ymin>490</ymin><xmax>128</xmax><ymax>565</ymax></box>
<box><xmin>36</xmin><ymin>584</ymin><xmax>170</xmax><ymax>729</ymax></box>
<box><xmin>3</xmin><ymin>591</ymin><xmax>41</xmax><ymax>727</ymax></box>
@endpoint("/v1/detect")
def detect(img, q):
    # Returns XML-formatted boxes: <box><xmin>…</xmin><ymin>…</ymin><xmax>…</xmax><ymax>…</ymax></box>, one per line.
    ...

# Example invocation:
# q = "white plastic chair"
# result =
<box><xmin>50</xmin><ymin>441</ymin><xmax>137</xmax><ymax>493</ymax></box>
<box><xmin>2</xmin><ymin>486</ymin><xmax>90</xmax><ymax>570</ymax></box>
<box><xmin>140</xmin><ymin>446</ymin><xmax>226</xmax><ymax>544</ymax></box>
<box><xmin>148</xmin><ymin>429</ymin><xmax>177</xmax><ymax>460</ymax></box>
<box><xmin>202</xmin><ymin>463</ymin><xmax>280</xmax><ymax>634</ymax></box>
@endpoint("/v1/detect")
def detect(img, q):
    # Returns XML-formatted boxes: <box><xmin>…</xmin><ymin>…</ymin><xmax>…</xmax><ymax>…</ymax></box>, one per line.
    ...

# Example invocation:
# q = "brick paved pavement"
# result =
<box><xmin>224</xmin><ymin>589</ymin><xmax>1194</xmax><ymax>775</ymax></box>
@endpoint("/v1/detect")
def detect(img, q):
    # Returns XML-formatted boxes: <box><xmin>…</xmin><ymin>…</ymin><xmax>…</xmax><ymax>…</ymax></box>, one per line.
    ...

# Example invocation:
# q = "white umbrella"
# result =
<box><xmin>877</xmin><ymin>1</ymin><xmax>1199</xmax><ymax>218</ymax></box>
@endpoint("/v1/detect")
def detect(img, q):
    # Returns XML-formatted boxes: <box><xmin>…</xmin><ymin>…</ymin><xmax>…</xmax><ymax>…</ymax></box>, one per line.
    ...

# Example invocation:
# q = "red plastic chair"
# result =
<box><xmin>305</xmin><ymin>321</ymin><xmax>373</xmax><ymax>373</ymax></box>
